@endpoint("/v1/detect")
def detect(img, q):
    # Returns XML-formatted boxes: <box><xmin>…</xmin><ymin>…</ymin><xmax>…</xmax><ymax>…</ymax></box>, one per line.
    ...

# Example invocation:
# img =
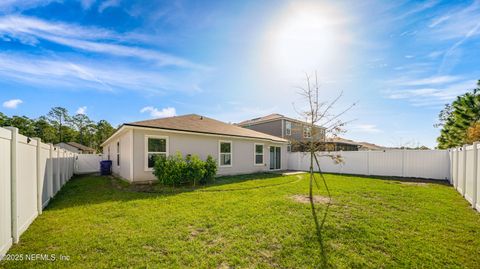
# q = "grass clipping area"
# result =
<box><xmin>2</xmin><ymin>173</ymin><xmax>480</xmax><ymax>268</ymax></box>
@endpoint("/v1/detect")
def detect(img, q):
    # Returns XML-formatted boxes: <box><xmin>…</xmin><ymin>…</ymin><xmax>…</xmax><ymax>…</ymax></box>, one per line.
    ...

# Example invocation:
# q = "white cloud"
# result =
<box><xmin>76</xmin><ymin>106</ymin><xmax>87</xmax><ymax>114</ymax></box>
<box><xmin>427</xmin><ymin>50</ymin><xmax>443</xmax><ymax>59</ymax></box>
<box><xmin>394</xmin><ymin>0</ymin><xmax>438</xmax><ymax>21</ymax></box>
<box><xmin>394</xmin><ymin>75</ymin><xmax>462</xmax><ymax>86</ymax></box>
<box><xmin>404</xmin><ymin>55</ymin><xmax>415</xmax><ymax>59</ymax></box>
<box><xmin>385</xmin><ymin>79</ymin><xmax>477</xmax><ymax>107</ymax></box>
<box><xmin>0</xmin><ymin>0</ymin><xmax>57</xmax><ymax>12</ymax></box>
<box><xmin>351</xmin><ymin>124</ymin><xmax>382</xmax><ymax>133</ymax></box>
<box><xmin>98</xmin><ymin>0</ymin><xmax>120</xmax><ymax>12</ymax></box>
<box><xmin>140</xmin><ymin>106</ymin><xmax>176</xmax><ymax>118</ymax></box>
<box><xmin>428</xmin><ymin>1</ymin><xmax>480</xmax><ymax>40</ymax></box>
<box><xmin>0</xmin><ymin>15</ymin><xmax>201</xmax><ymax>68</ymax></box>
<box><xmin>428</xmin><ymin>15</ymin><xmax>451</xmax><ymax>28</ymax></box>
<box><xmin>2</xmin><ymin>99</ymin><xmax>23</xmax><ymax>109</ymax></box>
<box><xmin>0</xmin><ymin>53</ymin><xmax>203</xmax><ymax>94</ymax></box>
<box><xmin>80</xmin><ymin>0</ymin><xmax>96</xmax><ymax>10</ymax></box>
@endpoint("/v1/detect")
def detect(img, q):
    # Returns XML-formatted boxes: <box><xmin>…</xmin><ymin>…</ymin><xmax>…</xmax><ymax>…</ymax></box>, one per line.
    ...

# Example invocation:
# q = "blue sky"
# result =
<box><xmin>0</xmin><ymin>0</ymin><xmax>479</xmax><ymax>148</ymax></box>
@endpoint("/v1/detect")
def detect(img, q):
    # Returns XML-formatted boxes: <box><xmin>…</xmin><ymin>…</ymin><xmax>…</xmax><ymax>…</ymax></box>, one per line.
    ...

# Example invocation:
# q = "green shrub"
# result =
<box><xmin>185</xmin><ymin>155</ymin><xmax>206</xmax><ymax>186</ymax></box>
<box><xmin>153</xmin><ymin>153</ymin><xmax>217</xmax><ymax>186</ymax></box>
<box><xmin>203</xmin><ymin>155</ymin><xmax>217</xmax><ymax>184</ymax></box>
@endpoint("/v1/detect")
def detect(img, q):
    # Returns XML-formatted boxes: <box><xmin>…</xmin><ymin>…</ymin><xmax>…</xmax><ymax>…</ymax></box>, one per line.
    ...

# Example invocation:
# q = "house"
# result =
<box><xmin>357</xmin><ymin>141</ymin><xmax>386</xmax><ymax>151</ymax></box>
<box><xmin>100</xmin><ymin>114</ymin><xmax>288</xmax><ymax>182</ymax></box>
<box><xmin>55</xmin><ymin>141</ymin><xmax>96</xmax><ymax>154</ymax></box>
<box><xmin>237</xmin><ymin>114</ymin><xmax>326</xmax><ymax>151</ymax></box>
<box><xmin>322</xmin><ymin>137</ymin><xmax>361</xmax><ymax>151</ymax></box>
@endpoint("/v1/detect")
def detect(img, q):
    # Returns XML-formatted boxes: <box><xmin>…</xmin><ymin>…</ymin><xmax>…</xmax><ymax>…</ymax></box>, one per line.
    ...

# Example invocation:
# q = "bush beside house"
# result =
<box><xmin>153</xmin><ymin>153</ymin><xmax>218</xmax><ymax>186</ymax></box>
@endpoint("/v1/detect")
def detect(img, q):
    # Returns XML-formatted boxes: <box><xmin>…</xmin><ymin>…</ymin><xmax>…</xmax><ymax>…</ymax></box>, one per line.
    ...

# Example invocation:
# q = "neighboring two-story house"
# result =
<box><xmin>237</xmin><ymin>114</ymin><xmax>326</xmax><ymax>151</ymax></box>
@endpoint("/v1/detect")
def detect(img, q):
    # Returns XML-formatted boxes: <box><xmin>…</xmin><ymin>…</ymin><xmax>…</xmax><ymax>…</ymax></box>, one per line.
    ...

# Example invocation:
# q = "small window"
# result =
<box><xmin>254</xmin><ymin>144</ymin><xmax>264</xmax><ymax>165</ymax></box>
<box><xmin>285</xmin><ymin>121</ymin><xmax>292</xmax><ymax>136</ymax></box>
<box><xmin>146</xmin><ymin>136</ymin><xmax>168</xmax><ymax>169</ymax></box>
<box><xmin>219</xmin><ymin>141</ymin><xmax>232</xmax><ymax>167</ymax></box>
<box><xmin>303</xmin><ymin>126</ymin><xmax>312</xmax><ymax>139</ymax></box>
<box><xmin>287</xmin><ymin>144</ymin><xmax>292</xmax><ymax>152</ymax></box>
<box><xmin>116</xmin><ymin>141</ymin><xmax>120</xmax><ymax>166</ymax></box>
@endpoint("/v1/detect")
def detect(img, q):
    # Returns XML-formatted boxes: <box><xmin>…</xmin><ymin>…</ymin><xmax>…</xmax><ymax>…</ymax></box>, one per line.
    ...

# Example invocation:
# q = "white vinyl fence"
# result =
<box><xmin>0</xmin><ymin>127</ymin><xmax>76</xmax><ymax>257</ymax></box>
<box><xmin>74</xmin><ymin>154</ymin><xmax>102</xmax><ymax>174</ymax></box>
<box><xmin>450</xmin><ymin>143</ymin><xmax>480</xmax><ymax>210</ymax></box>
<box><xmin>288</xmin><ymin>150</ymin><xmax>451</xmax><ymax>180</ymax></box>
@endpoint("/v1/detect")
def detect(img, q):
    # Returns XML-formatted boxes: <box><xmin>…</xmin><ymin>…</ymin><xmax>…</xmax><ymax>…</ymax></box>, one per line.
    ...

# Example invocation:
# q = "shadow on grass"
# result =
<box><xmin>323</xmin><ymin>172</ymin><xmax>450</xmax><ymax>186</ymax></box>
<box><xmin>46</xmin><ymin>172</ymin><xmax>300</xmax><ymax>211</ymax></box>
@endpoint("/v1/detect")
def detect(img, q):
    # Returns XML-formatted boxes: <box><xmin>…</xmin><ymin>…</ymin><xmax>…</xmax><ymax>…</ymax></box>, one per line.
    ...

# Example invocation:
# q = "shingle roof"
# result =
<box><xmin>126</xmin><ymin>114</ymin><xmax>288</xmax><ymax>142</ymax></box>
<box><xmin>237</xmin><ymin>113</ymin><xmax>284</xmax><ymax>126</ymax></box>
<box><xmin>65</xmin><ymin>142</ymin><xmax>95</xmax><ymax>152</ymax></box>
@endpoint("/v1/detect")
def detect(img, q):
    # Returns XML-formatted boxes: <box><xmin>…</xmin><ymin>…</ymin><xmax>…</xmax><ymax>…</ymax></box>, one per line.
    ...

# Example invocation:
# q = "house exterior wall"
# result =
<box><xmin>286</xmin><ymin>120</ymin><xmax>324</xmax><ymax>142</ymax></box>
<box><xmin>241</xmin><ymin>120</ymin><xmax>283</xmax><ymax>138</ymax></box>
<box><xmin>241</xmin><ymin>119</ymin><xmax>325</xmax><ymax>143</ymax></box>
<box><xmin>102</xmin><ymin>130</ymin><xmax>132</xmax><ymax>181</ymax></box>
<box><xmin>131</xmin><ymin>128</ymin><xmax>287</xmax><ymax>182</ymax></box>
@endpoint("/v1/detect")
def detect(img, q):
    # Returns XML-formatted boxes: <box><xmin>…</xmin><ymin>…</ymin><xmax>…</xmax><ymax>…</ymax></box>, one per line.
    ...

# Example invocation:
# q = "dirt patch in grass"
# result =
<box><xmin>290</xmin><ymin>194</ymin><xmax>331</xmax><ymax>204</ymax></box>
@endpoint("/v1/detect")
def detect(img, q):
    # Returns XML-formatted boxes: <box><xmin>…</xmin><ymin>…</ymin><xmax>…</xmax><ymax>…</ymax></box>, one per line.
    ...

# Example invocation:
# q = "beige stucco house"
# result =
<box><xmin>100</xmin><ymin>114</ymin><xmax>288</xmax><ymax>182</ymax></box>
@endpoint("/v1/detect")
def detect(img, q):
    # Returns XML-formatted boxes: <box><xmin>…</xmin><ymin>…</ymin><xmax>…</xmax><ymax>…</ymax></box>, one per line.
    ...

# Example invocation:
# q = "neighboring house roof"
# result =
<box><xmin>325</xmin><ymin>137</ymin><xmax>362</xmax><ymax>146</ymax></box>
<box><xmin>102</xmin><ymin>114</ymin><xmax>288</xmax><ymax>146</ymax></box>
<box><xmin>237</xmin><ymin>113</ymin><xmax>325</xmax><ymax>129</ymax></box>
<box><xmin>56</xmin><ymin>142</ymin><xmax>95</xmax><ymax>152</ymax></box>
<box><xmin>325</xmin><ymin>137</ymin><xmax>386</xmax><ymax>150</ymax></box>
<box><xmin>357</xmin><ymin>142</ymin><xmax>386</xmax><ymax>151</ymax></box>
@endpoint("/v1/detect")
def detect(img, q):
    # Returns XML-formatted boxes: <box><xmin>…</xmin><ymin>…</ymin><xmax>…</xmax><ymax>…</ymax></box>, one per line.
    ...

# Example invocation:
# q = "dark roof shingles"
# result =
<box><xmin>127</xmin><ymin>114</ymin><xmax>287</xmax><ymax>142</ymax></box>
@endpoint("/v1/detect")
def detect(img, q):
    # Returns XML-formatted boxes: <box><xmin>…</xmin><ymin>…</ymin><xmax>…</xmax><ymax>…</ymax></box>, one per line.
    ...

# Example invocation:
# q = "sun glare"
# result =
<box><xmin>262</xmin><ymin>2</ymin><xmax>352</xmax><ymax>79</ymax></box>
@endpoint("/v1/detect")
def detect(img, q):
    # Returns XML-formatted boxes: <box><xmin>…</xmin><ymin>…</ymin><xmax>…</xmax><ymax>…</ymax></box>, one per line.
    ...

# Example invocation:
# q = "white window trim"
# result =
<box><xmin>303</xmin><ymin>126</ymin><xmax>312</xmax><ymax>139</ymax></box>
<box><xmin>218</xmin><ymin>140</ymin><xmax>233</xmax><ymax>168</ymax></box>
<box><xmin>144</xmin><ymin>135</ymin><xmax>169</xmax><ymax>172</ymax></box>
<box><xmin>254</xmin><ymin>143</ymin><xmax>264</xmax><ymax>166</ymax></box>
<box><xmin>285</xmin><ymin>121</ymin><xmax>292</xmax><ymax>136</ymax></box>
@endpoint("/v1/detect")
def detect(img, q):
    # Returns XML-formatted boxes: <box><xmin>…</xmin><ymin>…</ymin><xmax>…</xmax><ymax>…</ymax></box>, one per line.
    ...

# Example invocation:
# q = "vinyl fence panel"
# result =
<box><xmin>457</xmin><ymin>147</ymin><xmax>466</xmax><ymax>194</ymax></box>
<box><xmin>75</xmin><ymin>154</ymin><xmax>102</xmax><ymax>174</ymax></box>
<box><xmin>0</xmin><ymin>128</ymin><xmax>12</xmax><ymax>257</ymax></box>
<box><xmin>0</xmin><ymin>127</ymin><xmax>78</xmax><ymax>257</ymax></box>
<box><xmin>16</xmin><ymin>133</ymin><xmax>39</xmax><ymax>239</ymax></box>
<box><xmin>40</xmin><ymin>142</ymin><xmax>51</xmax><ymax>209</ymax></box>
<box><xmin>288</xmin><ymin>150</ymin><xmax>450</xmax><ymax>180</ymax></box>
<box><xmin>465</xmin><ymin>145</ymin><xmax>475</xmax><ymax>203</ymax></box>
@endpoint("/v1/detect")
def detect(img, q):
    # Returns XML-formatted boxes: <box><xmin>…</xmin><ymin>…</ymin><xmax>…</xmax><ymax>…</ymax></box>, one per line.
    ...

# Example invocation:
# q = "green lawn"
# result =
<box><xmin>2</xmin><ymin>173</ymin><xmax>480</xmax><ymax>268</ymax></box>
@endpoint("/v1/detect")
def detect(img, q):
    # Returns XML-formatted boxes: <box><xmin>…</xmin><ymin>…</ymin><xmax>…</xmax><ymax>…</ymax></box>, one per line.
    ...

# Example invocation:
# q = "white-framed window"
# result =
<box><xmin>287</xmin><ymin>144</ymin><xmax>292</xmax><ymax>152</ymax></box>
<box><xmin>116</xmin><ymin>141</ymin><xmax>120</xmax><ymax>166</ymax></box>
<box><xmin>254</xmin><ymin>143</ymin><xmax>264</xmax><ymax>165</ymax></box>
<box><xmin>219</xmin><ymin>140</ymin><xmax>232</xmax><ymax>167</ymax></box>
<box><xmin>145</xmin><ymin>135</ymin><xmax>169</xmax><ymax>171</ymax></box>
<box><xmin>303</xmin><ymin>126</ymin><xmax>312</xmax><ymax>138</ymax></box>
<box><xmin>285</xmin><ymin>121</ymin><xmax>292</xmax><ymax>136</ymax></box>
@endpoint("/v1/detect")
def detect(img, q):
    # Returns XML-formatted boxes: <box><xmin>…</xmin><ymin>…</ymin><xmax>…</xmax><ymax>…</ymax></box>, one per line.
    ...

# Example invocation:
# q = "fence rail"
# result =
<box><xmin>0</xmin><ymin>127</ymin><xmax>76</xmax><ymax>257</ymax></box>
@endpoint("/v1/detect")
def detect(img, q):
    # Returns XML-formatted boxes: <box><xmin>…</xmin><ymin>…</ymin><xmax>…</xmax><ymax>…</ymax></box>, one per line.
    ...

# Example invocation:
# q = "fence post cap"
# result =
<box><xmin>5</xmin><ymin>126</ymin><xmax>18</xmax><ymax>132</ymax></box>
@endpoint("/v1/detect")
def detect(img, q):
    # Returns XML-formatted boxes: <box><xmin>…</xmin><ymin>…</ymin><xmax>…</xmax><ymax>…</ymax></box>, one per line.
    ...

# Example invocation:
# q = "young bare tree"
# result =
<box><xmin>293</xmin><ymin>72</ymin><xmax>356</xmax><ymax>266</ymax></box>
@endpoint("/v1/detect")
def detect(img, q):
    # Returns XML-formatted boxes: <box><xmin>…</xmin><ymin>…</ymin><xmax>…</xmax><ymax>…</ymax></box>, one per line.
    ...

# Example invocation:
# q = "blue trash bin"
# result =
<box><xmin>100</xmin><ymin>160</ymin><xmax>112</xmax><ymax>175</ymax></box>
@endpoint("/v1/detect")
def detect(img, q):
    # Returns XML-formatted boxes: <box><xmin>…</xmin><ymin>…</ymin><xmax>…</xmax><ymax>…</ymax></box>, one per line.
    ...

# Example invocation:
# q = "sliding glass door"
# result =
<box><xmin>269</xmin><ymin>146</ymin><xmax>281</xmax><ymax>170</ymax></box>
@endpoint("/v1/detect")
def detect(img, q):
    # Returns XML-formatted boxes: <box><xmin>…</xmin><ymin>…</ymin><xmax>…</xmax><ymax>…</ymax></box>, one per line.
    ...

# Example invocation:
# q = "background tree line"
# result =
<box><xmin>436</xmin><ymin>80</ymin><xmax>480</xmax><ymax>149</ymax></box>
<box><xmin>0</xmin><ymin>107</ymin><xmax>115</xmax><ymax>152</ymax></box>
